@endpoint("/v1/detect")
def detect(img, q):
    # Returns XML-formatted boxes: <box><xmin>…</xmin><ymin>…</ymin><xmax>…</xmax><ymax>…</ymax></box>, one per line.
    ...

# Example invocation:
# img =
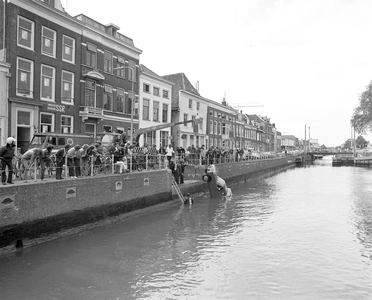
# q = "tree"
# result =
<box><xmin>343</xmin><ymin>138</ymin><xmax>352</xmax><ymax>150</ymax></box>
<box><xmin>355</xmin><ymin>135</ymin><xmax>367</xmax><ymax>149</ymax></box>
<box><xmin>351</xmin><ymin>80</ymin><xmax>372</xmax><ymax>134</ymax></box>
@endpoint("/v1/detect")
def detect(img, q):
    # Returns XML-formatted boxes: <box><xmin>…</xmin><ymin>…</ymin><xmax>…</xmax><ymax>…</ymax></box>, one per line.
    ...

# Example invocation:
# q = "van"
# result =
<box><xmin>29</xmin><ymin>133</ymin><xmax>95</xmax><ymax>154</ymax></box>
<box><xmin>28</xmin><ymin>132</ymin><xmax>126</xmax><ymax>154</ymax></box>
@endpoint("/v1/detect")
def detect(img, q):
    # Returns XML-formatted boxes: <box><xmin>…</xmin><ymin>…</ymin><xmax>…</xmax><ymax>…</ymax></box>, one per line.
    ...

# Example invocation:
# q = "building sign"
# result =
<box><xmin>47</xmin><ymin>103</ymin><xmax>65</xmax><ymax>113</ymax></box>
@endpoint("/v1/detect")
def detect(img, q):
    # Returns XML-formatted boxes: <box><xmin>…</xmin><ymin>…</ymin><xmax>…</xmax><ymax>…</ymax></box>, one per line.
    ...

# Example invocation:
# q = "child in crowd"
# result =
<box><xmin>115</xmin><ymin>155</ymin><xmax>128</xmax><ymax>174</ymax></box>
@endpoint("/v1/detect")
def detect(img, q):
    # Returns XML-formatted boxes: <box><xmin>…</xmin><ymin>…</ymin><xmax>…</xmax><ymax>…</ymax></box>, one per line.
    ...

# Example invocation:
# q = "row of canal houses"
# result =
<box><xmin>0</xmin><ymin>0</ymin><xmax>282</xmax><ymax>153</ymax></box>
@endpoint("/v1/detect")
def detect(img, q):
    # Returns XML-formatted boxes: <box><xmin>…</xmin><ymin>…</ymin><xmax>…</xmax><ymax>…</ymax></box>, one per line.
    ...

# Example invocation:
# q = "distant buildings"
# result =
<box><xmin>0</xmin><ymin>0</ymin><xmax>299</xmax><ymax>152</ymax></box>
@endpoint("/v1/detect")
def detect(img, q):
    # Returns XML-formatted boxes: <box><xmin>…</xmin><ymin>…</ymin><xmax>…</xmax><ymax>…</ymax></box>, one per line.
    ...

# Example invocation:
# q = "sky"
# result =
<box><xmin>64</xmin><ymin>0</ymin><xmax>372</xmax><ymax>147</ymax></box>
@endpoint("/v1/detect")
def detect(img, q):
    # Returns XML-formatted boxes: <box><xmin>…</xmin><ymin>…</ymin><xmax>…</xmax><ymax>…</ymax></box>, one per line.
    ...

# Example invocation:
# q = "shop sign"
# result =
<box><xmin>47</xmin><ymin>103</ymin><xmax>65</xmax><ymax>113</ymax></box>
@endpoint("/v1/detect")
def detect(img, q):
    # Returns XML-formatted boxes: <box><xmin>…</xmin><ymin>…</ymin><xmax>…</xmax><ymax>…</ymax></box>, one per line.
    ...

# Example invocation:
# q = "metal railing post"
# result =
<box><xmin>90</xmin><ymin>156</ymin><xmax>94</xmax><ymax>176</ymax></box>
<box><xmin>33</xmin><ymin>157</ymin><xmax>37</xmax><ymax>182</ymax></box>
<box><xmin>111</xmin><ymin>154</ymin><xmax>115</xmax><ymax>174</ymax></box>
<box><xmin>64</xmin><ymin>155</ymin><xmax>68</xmax><ymax>178</ymax></box>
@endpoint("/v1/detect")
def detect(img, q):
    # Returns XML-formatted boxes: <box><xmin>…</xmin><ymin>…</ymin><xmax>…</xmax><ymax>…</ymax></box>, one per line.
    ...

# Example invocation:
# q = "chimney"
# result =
<box><xmin>195</xmin><ymin>81</ymin><xmax>199</xmax><ymax>92</ymax></box>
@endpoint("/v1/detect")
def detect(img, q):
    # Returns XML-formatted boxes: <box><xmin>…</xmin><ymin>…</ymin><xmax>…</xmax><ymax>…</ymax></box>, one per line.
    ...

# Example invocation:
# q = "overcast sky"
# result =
<box><xmin>64</xmin><ymin>0</ymin><xmax>372</xmax><ymax>147</ymax></box>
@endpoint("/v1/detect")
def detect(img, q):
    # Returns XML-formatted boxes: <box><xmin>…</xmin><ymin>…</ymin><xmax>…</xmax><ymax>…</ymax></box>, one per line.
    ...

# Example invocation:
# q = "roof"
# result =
<box><xmin>140</xmin><ymin>65</ymin><xmax>174</xmax><ymax>86</ymax></box>
<box><xmin>281</xmin><ymin>135</ymin><xmax>297</xmax><ymax>140</ymax></box>
<box><xmin>162</xmin><ymin>73</ymin><xmax>200</xmax><ymax>108</ymax></box>
<box><xmin>140</xmin><ymin>64</ymin><xmax>161</xmax><ymax>78</ymax></box>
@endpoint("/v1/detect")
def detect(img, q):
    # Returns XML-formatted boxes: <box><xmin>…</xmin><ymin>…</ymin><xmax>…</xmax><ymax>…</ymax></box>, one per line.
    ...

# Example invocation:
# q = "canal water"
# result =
<box><xmin>1</xmin><ymin>156</ymin><xmax>372</xmax><ymax>300</ymax></box>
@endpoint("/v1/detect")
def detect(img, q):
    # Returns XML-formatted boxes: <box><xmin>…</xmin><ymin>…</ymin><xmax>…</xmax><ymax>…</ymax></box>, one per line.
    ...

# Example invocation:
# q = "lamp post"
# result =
<box><xmin>113</xmin><ymin>66</ymin><xmax>135</xmax><ymax>142</ymax></box>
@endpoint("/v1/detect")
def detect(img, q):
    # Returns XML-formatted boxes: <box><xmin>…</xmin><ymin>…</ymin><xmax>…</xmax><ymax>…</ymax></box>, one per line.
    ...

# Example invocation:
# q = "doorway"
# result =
<box><xmin>17</xmin><ymin>127</ymin><xmax>31</xmax><ymax>154</ymax></box>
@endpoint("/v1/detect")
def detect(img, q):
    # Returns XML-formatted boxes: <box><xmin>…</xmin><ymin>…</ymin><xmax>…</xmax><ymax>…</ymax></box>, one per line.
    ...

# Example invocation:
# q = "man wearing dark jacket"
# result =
<box><xmin>0</xmin><ymin>137</ymin><xmax>16</xmax><ymax>185</ymax></box>
<box><xmin>55</xmin><ymin>144</ymin><xmax>70</xmax><ymax>180</ymax></box>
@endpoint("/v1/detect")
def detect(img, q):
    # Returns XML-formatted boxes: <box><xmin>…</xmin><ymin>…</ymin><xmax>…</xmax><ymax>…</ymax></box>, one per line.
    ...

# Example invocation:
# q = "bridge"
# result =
<box><xmin>307</xmin><ymin>151</ymin><xmax>354</xmax><ymax>156</ymax></box>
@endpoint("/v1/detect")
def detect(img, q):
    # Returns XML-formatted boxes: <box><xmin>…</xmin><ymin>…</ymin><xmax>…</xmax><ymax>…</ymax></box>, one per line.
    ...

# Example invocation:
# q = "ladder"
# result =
<box><xmin>172</xmin><ymin>178</ymin><xmax>186</xmax><ymax>203</ymax></box>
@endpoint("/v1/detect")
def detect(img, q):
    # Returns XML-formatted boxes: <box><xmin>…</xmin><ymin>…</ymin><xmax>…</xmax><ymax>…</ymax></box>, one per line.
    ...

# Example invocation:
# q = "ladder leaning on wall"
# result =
<box><xmin>172</xmin><ymin>178</ymin><xmax>185</xmax><ymax>203</ymax></box>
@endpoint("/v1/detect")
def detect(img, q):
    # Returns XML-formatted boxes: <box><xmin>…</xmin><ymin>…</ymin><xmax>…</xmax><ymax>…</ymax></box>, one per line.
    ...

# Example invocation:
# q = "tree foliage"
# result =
<box><xmin>342</xmin><ymin>135</ymin><xmax>368</xmax><ymax>150</ymax></box>
<box><xmin>343</xmin><ymin>138</ymin><xmax>352</xmax><ymax>150</ymax></box>
<box><xmin>355</xmin><ymin>135</ymin><xmax>367</xmax><ymax>148</ymax></box>
<box><xmin>351</xmin><ymin>80</ymin><xmax>372</xmax><ymax>134</ymax></box>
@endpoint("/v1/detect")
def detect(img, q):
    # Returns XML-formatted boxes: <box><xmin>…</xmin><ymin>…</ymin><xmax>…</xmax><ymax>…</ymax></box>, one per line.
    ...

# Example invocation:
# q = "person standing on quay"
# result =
<box><xmin>0</xmin><ymin>137</ymin><xmax>16</xmax><ymax>185</ymax></box>
<box><xmin>166</xmin><ymin>144</ymin><xmax>175</xmax><ymax>164</ymax></box>
<box><xmin>55</xmin><ymin>144</ymin><xmax>70</xmax><ymax>180</ymax></box>
<box><xmin>40</xmin><ymin>144</ymin><xmax>54</xmax><ymax>180</ymax></box>
<box><xmin>67</xmin><ymin>145</ymin><xmax>81</xmax><ymax>178</ymax></box>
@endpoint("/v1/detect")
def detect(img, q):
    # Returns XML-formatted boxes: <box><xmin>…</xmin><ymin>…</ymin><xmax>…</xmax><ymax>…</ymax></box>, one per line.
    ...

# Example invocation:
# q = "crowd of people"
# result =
<box><xmin>0</xmin><ymin>136</ymin><xmax>280</xmax><ymax>184</ymax></box>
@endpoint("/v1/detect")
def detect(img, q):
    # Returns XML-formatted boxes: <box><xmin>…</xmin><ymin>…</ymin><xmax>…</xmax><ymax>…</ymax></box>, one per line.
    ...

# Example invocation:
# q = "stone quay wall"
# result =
<box><xmin>0</xmin><ymin>155</ymin><xmax>295</xmax><ymax>250</ymax></box>
<box><xmin>0</xmin><ymin>170</ymin><xmax>172</xmax><ymax>248</ymax></box>
<box><xmin>183</xmin><ymin>155</ymin><xmax>295</xmax><ymax>183</ymax></box>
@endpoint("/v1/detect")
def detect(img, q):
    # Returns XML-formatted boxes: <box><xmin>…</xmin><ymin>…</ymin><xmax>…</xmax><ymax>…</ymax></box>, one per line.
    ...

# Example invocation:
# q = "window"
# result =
<box><xmin>62</xmin><ymin>35</ymin><xmax>75</xmax><ymax>63</ymax></box>
<box><xmin>116</xmin><ymin>57</ymin><xmax>125</xmax><ymax>77</ymax></box>
<box><xmin>153</xmin><ymin>87</ymin><xmax>160</xmax><ymax>96</ymax></box>
<box><xmin>143</xmin><ymin>83</ymin><xmax>150</xmax><ymax>93</ymax></box>
<box><xmin>160</xmin><ymin>131</ymin><xmax>168</xmax><ymax>148</ymax></box>
<box><xmin>217</xmin><ymin>122</ymin><xmax>221</xmax><ymax>135</ymax></box>
<box><xmin>125</xmin><ymin>91</ymin><xmax>134</xmax><ymax>114</ymax></box>
<box><xmin>103</xmin><ymin>125</ymin><xmax>112</xmax><ymax>132</ymax></box>
<box><xmin>214</xmin><ymin>121</ymin><xmax>217</xmax><ymax>134</ymax></box>
<box><xmin>16</xmin><ymin>57</ymin><xmax>33</xmax><ymax>97</ymax></box>
<box><xmin>134</xmin><ymin>96</ymin><xmax>139</xmax><ymax>116</ymax></box>
<box><xmin>103</xmin><ymin>85</ymin><xmax>113</xmax><ymax>111</ymax></box>
<box><xmin>61</xmin><ymin>115</ymin><xmax>73</xmax><ymax>133</ymax></box>
<box><xmin>86</xmin><ymin>44</ymin><xmax>97</xmax><ymax>68</ymax></box>
<box><xmin>40</xmin><ymin>113</ymin><xmax>54</xmax><ymax>132</ymax></box>
<box><xmin>144</xmin><ymin>131</ymin><xmax>155</xmax><ymax>146</ymax></box>
<box><xmin>143</xmin><ymin>99</ymin><xmax>149</xmax><ymax>120</ymax></box>
<box><xmin>162</xmin><ymin>104</ymin><xmax>168</xmax><ymax>123</ymax></box>
<box><xmin>163</xmin><ymin>90</ymin><xmax>169</xmax><ymax>99</ymax></box>
<box><xmin>189</xmin><ymin>99</ymin><xmax>192</xmax><ymax>109</ymax></box>
<box><xmin>104</xmin><ymin>51</ymin><xmax>113</xmax><ymax>73</ymax></box>
<box><xmin>183</xmin><ymin>113</ymin><xmax>188</xmax><ymax>126</ymax></box>
<box><xmin>17</xmin><ymin>110</ymin><xmax>30</xmax><ymax>125</ymax></box>
<box><xmin>197</xmin><ymin>102</ymin><xmax>200</xmax><ymax>110</ymax></box>
<box><xmin>41</xmin><ymin>26</ymin><xmax>56</xmax><ymax>57</ymax></box>
<box><xmin>153</xmin><ymin>101</ymin><xmax>159</xmax><ymax>122</ymax></box>
<box><xmin>127</xmin><ymin>61</ymin><xmax>136</xmax><ymax>81</ymax></box>
<box><xmin>85</xmin><ymin>80</ymin><xmax>96</xmax><ymax>107</ymax></box>
<box><xmin>17</xmin><ymin>16</ymin><xmax>34</xmax><ymax>50</ymax></box>
<box><xmin>199</xmin><ymin>118</ymin><xmax>203</xmax><ymax>130</ymax></box>
<box><xmin>209</xmin><ymin>110</ymin><xmax>213</xmax><ymax>116</ymax></box>
<box><xmin>209</xmin><ymin>120</ymin><xmax>213</xmax><ymax>134</ymax></box>
<box><xmin>116</xmin><ymin>88</ymin><xmax>125</xmax><ymax>113</ymax></box>
<box><xmin>61</xmin><ymin>70</ymin><xmax>74</xmax><ymax>104</ymax></box>
<box><xmin>40</xmin><ymin>65</ymin><xmax>55</xmax><ymax>101</ymax></box>
<box><xmin>85</xmin><ymin>123</ymin><xmax>96</xmax><ymax>137</ymax></box>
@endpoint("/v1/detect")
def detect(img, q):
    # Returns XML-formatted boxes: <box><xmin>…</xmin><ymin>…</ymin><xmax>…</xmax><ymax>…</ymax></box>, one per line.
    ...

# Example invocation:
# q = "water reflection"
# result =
<box><xmin>1</xmin><ymin>157</ymin><xmax>372</xmax><ymax>299</ymax></box>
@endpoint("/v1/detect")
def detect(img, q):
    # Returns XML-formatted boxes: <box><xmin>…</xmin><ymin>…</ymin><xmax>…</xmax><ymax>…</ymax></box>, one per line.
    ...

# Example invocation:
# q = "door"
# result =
<box><xmin>16</xmin><ymin>109</ymin><xmax>33</xmax><ymax>154</ymax></box>
<box><xmin>17</xmin><ymin>127</ymin><xmax>30</xmax><ymax>154</ymax></box>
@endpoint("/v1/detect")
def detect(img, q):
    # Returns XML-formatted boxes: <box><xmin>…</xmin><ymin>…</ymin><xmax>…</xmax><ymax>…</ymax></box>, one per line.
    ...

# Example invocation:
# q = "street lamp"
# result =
<box><xmin>113</xmin><ymin>66</ymin><xmax>135</xmax><ymax>143</ymax></box>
